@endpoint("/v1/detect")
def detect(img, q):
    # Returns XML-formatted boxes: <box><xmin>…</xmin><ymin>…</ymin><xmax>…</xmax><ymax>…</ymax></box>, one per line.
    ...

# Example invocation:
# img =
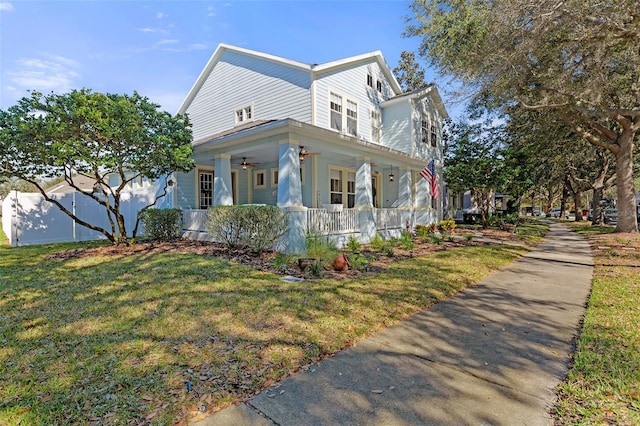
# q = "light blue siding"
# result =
<box><xmin>187</xmin><ymin>51</ymin><xmax>313</xmax><ymax>141</ymax></box>
<box><xmin>381</xmin><ymin>101</ymin><xmax>412</xmax><ymax>153</ymax></box>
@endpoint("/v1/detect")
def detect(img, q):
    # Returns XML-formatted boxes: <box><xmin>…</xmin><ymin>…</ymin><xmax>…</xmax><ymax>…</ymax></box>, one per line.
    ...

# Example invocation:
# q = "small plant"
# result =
<box><xmin>346</xmin><ymin>234</ymin><xmax>361</xmax><ymax>252</ymax></box>
<box><xmin>349</xmin><ymin>254</ymin><xmax>370</xmax><ymax>272</ymax></box>
<box><xmin>273</xmin><ymin>252</ymin><xmax>290</xmax><ymax>271</ymax></box>
<box><xmin>415</xmin><ymin>224</ymin><xmax>430</xmax><ymax>238</ymax></box>
<box><xmin>464</xmin><ymin>234</ymin><xmax>474</xmax><ymax>241</ymax></box>
<box><xmin>438</xmin><ymin>219</ymin><xmax>456</xmax><ymax>233</ymax></box>
<box><xmin>400</xmin><ymin>231</ymin><xmax>415</xmax><ymax>250</ymax></box>
<box><xmin>305</xmin><ymin>231</ymin><xmax>338</xmax><ymax>268</ymax></box>
<box><xmin>309</xmin><ymin>260</ymin><xmax>323</xmax><ymax>276</ymax></box>
<box><xmin>429</xmin><ymin>234</ymin><xmax>442</xmax><ymax>245</ymax></box>
<box><xmin>381</xmin><ymin>243</ymin><xmax>395</xmax><ymax>257</ymax></box>
<box><xmin>369</xmin><ymin>233</ymin><xmax>384</xmax><ymax>250</ymax></box>
<box><xmin>428</xmin><ymin>223</ymin><xmax>438</xmax><ymax>234</ymax></box>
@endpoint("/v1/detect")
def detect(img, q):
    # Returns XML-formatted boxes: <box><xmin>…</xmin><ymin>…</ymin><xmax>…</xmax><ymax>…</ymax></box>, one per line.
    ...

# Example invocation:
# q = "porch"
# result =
<box><xmin>181</xmin><ymin>207</ymin><xmax>410</xmax><ymax>251</ymax></box>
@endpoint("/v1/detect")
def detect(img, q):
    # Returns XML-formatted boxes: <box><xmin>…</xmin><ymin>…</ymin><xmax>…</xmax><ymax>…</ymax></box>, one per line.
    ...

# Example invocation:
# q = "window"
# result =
<box><xmin>330</xmin><ymin>169</ymin><xmax>343</xmax><ymax>204</ymax></box>
<box><xmin>347</xmin><ymin>172</ymin><xmax>355</xmax><ymax>208</ymax></box>
<box><xmin>254</xmin><ymin>169</ymin><xmax>266</xmax><ymax>189</ymax></box>
<box><xmin>371</xmin><ymin>110</ymin><xmax>381</xmax><ymax>143</ymax></box>
<box><xmin>346</xmin><ymin>100</ymin><xmax>358</xmax><ymax>136</ymax></box>
<box><xmin>234</xmin><ymin>105</ymin><xmax>253</xmax><ymax>124</ymax></box>
<box><xmin>421</xmin><ymin>119</ymin><xmax>429</xmax><ymax>144</ymax></box>
<box><xmin>430</xmin><ymin>124</ymin><xmax>437</xmax><ymax>147</ymax></box>
<box><xmin>367</xmin><ymin>74</ymin><xmax>373</xmax><ymax>87</ymax></box>
<box><xmin>199</xmin><ymin>171</ymin><xmax>214</xmax><ymax>209</ymax></box>
<box><xmin>270</xmin><ymin>169</ymin><xmax>278</xmax><ymax>188</ymax></box>
<box><xmin>376</xmin><ymin>80</ymin><xmax>382</xmax><ymax>93</ymax></box>
<box><xmin>330</xmin><ymin>92</ymin><xmax>343</xmax><ymax>131</ymax></box>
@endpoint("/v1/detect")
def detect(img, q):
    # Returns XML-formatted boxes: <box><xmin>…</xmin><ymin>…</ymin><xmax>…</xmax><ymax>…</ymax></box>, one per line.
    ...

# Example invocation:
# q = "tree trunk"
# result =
<box><xmin>592</xmin><ymin>187</ymin><xmax>605</xmax><ymax>226</ymax></box>
<box><xmin>615</xmin><ymin>129</ymin><xmax>638</xmax><ymax>233</ymax></box>
<box><xmin>573</xmin><ymin>190</ymin><xmax>582</xmax><ymax>221</ymax></box>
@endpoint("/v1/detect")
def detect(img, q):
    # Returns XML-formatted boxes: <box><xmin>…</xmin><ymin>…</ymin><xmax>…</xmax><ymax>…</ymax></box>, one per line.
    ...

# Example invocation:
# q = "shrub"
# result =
<box><xmin>429</xmin><ymin>234</ymin><xmax>442</xmax><ymax>245</ymax></box>
<box><xmin>140</xmin><ymin>208</ymin><xmax>183</xmax><ymax>240</ymax></box>
<box><xmin>381</xmin><ymin>242</ymin><xmax>395</xmax><ymax>257</ymax></box>
<box><xmin>346</xmin><ymin>234</ymin><xmax>362</xmax><ymax>252</ymax></box>
<box><xmin>205</xmin><ymin>205</ymin><xmax>288</xmax><ymax>253</ymax></box>
<box><xmin>273</xmin><ymin>252</ymin><xmax>290</xmax><ymax>271</ymax></box>
<box><xmin>350</xmin><ymin>253</ymin><xmax>371</xmax><ymax>272</ymax></box>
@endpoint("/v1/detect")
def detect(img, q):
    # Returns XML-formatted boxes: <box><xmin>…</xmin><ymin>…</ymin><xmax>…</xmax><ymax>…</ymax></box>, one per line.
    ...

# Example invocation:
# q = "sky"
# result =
<box><xmin>0</xmin><ymin>0</ymin><xmax>461</xmax><ymax>117</ymax></box>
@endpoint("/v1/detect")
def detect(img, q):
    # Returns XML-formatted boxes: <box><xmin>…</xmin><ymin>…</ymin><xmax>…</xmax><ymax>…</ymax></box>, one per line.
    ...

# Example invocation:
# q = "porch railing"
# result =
<box><xmin>181</xmin><ymin>207</ymin><xmax>405</xmax><ymax>238</ymax></box>
<box><xmin>375</xmin><ymin>208</ymin><xmax>403</xmax><ymax>231</ymax></box>
<box><xmin>306</xmin><ymin>208</ymin><xmax>359</xmax><ymax>235</ymax></box>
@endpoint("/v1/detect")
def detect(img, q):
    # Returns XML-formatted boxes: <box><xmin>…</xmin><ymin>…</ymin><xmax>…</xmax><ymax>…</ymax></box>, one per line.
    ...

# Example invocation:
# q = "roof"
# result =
<box><xmin>46</xmin><ymin>175</ymin><xmax>98</xmax><ymax>194</ymax></box>
<box><xmin>177</xmin><ymin>43</ymin><xmax>404</xmax><ymax>115</ymax></box>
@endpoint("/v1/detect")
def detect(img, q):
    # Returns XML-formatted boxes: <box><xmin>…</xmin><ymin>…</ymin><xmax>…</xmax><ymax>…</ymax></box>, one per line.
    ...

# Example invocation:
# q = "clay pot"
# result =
<box><xmin>333</xmin><ymin>254</ymin><xmax>350</xmax><ymax>272</ymax></box>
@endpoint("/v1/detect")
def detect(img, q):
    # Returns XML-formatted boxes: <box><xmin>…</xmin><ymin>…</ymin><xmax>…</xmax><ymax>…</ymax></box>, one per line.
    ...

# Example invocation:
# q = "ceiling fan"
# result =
<box><xmin>239</xmin><ymin>157</ymin><xmax>260</xmax><ymax>170</ymax></box>
<box><xmin>299</xmin><ymin>146</ymin><xmax>320</xmax><ymax>162</ymax></box>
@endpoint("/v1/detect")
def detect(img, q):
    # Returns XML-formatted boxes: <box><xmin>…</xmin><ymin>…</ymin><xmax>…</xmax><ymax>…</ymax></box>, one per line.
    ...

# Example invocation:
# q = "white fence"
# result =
<box><xmin>2</xmin><ymin>184</ymin><xmax>172</xmax><ymax>247</ymax></box>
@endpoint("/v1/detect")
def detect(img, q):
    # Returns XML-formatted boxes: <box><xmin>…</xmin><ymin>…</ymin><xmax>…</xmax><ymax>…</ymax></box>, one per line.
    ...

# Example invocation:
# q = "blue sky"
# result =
<box><xmin>0</xmin><ymin>0</ymin><xmax>460</xmax><ymax>117</ymax></box>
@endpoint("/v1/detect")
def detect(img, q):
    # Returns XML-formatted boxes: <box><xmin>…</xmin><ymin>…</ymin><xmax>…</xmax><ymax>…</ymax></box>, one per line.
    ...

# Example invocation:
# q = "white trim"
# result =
<box><xmin>234</xmin><ymin>103</ymin><xmax>253</xmax><ymax>125</ymax></box>
<box><xmin>328</xmin><ymin>89</ymin><xmax>359</xmax><ymax>137</ymax></box>
<box><xmin>270</xmin><ymin>168</ymin><xmax>279</xmax><ymax>188</ymax></box>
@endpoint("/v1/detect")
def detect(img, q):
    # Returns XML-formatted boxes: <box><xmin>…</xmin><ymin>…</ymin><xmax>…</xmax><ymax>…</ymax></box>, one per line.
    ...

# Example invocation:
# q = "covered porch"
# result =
<box><xmin>174</xmin><ymin>119</ymin><xmax>441</xmax><ymax>253</ymax></box>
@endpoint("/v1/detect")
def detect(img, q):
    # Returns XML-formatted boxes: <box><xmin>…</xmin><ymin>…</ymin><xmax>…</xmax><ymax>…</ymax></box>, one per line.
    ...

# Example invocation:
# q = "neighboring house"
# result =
<box><xmin>174</xmin><ymin>43</ymin><xmax>448</xmax><ymax>253</ymax></box>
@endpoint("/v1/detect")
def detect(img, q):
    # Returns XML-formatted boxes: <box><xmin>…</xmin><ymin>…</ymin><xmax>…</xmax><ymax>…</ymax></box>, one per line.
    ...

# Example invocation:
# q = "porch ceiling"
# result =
<box><xmin>192</xmin><ymin>118</ymin><xmax>428</xmax><ymax>171</ymax></box>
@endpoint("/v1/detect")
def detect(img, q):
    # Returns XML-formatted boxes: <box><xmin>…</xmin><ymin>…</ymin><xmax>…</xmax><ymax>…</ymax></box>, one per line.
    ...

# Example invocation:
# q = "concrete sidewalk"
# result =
<box><xmin>195</xmin><ymin>222</ymin><xmax>594</xmax><ymax>425</ymax></box>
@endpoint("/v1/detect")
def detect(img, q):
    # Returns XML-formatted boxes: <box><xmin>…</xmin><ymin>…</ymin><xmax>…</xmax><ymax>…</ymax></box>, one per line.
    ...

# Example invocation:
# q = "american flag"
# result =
<box><xmin>420</xmin><ymin>159</ymin><xmax>438</xmax><ymax>199</ymax></box>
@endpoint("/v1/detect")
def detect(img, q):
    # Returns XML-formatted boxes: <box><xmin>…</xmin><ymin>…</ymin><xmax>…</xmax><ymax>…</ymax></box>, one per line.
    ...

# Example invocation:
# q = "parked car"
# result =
<box><xmin>604</xmin><ymin>208</ymin><xmax>618</xmax><ymax>225</ymax></box>
<box><xmin>550</xmin><ymin>208</ymin><xmax>569</xmax><ymax>219</ymax></box>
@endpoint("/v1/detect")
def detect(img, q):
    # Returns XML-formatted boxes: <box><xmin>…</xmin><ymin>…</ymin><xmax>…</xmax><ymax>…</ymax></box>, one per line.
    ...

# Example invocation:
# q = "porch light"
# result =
<box><xmin>389</xmin><ymin>167</ymin><xmax>395</xmax><ymax>182</ymax></box>
<box><xmin>299</xmin><ymin>146</ymin><xmax>307</xmax><ymax>162</ymax></box>
<box><xmin>241</xmin><ymin>158</ymin><xmax>248</xmax><ymax>170</ymax></box>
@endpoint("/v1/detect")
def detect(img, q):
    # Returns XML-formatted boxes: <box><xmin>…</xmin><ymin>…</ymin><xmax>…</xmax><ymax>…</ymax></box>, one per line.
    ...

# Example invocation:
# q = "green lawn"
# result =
<box><xmin>554</xmin><ymin>223</ymin><xmax>640</xmax><ymax>424</ymax></box>
<box><xmin>0</xmin><ymin>228</ymin><xmax>529</xmax><ymax>425</ymax></box>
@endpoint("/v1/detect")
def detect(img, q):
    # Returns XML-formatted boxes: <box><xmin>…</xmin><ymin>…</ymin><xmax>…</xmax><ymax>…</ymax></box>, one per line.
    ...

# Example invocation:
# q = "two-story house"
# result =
<box><xmin>173</xmin><ymin>43</ymin><xmax>448</xmax><ymax>253</ymax></box>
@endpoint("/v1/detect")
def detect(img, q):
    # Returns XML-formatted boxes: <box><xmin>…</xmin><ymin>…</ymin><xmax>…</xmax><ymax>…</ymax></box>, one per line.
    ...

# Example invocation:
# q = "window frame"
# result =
<box><xmin>234</xmin><ymin>104</ymin><xmax>253</xmax><ymax>125</ymax></box>
<box><xmin>253</xmin><ymin>169</ymin><xmax>266</xmax><ymax>189</ymax></box>
<box><xmin>198</xmin><ymin>169</ymin><xmax>214</xmax><ymax>209</ymax></box>
<box><xmin>371</xmin><ymin>109</ymin><xmax>381</xmax><ymax>143</ymax></box>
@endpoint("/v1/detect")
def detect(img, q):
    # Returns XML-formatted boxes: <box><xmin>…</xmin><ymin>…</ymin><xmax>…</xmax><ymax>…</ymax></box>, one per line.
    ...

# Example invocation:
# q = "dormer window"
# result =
<box><xmin>234</xmin><ymin>105</ymin><xmax>253</xmax><ymax>124</ymax></box>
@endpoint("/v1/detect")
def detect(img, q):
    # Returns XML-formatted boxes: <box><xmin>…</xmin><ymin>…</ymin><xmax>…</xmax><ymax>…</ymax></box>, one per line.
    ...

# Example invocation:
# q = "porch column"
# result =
<box><xmin>355</xmin><ymin>156</ymin><xmax>376</xmax><ymax>243</ymax></box>
<box><xmin>277</xmin><ymin>138</ymin><xmax>306</xmax><ymax>254</ymax></box>
<box><xmin>398</xmin><ymin>166</ymin><xmax>414</xmax><ymax>232</ymax></box>
<box><xmin>213</xmin><ymin>154</ymin><xmax>233</xmax><ymax>206</ymax></box>
<box><xmin>277</xmin><ymin>139</ymin><xmax>302</xmax><ymax>208</ymax></box>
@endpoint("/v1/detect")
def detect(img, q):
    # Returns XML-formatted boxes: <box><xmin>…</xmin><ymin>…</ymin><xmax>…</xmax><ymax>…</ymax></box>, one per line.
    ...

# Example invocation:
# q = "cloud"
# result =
<box><xmin>6</xmin><ymin>55</ymin><xmax>80</xmax><ymax>96</ymax></box>
<box><xmin>156</xmin><ymin>39</ymin><xmax>179</xmax><ymax>46</ymax></box>
<box><xmin>207</xmin><ymin>6</ymin><xmax>215</xmax><ymax>17</ymax></box>
<box><xmin>156</xmin><ymin>12</ymin><xmax>167</xmax><ymax>19</ymax></box>
<box><xmin>0</xmin><ymin>2</ymin><xmax>14</xmax><ymax>12</ymax></box>
<box><xmin>138</xmin><ymin>27</ymin><xmax>168</xmax><ymax>34</ymax></box>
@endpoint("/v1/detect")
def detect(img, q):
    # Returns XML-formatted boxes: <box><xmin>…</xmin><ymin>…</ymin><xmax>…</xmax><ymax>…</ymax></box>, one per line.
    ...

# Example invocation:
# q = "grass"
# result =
<box><xmin>553</xmin><ymin>222</ymin><xmax>640</xmax><ymax>425</ymax></box>
<box><xmin>0</xmin><ymin>227</ymin><xmax>529</xmax><ymax>425</ymax></box>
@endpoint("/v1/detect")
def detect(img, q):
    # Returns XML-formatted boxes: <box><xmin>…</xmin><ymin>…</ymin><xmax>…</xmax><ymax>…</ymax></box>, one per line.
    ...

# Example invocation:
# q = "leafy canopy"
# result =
<box><xmin>0</xmin><ymin>89</ymin><xmax>194</xmax><ymax>244</ymax></box>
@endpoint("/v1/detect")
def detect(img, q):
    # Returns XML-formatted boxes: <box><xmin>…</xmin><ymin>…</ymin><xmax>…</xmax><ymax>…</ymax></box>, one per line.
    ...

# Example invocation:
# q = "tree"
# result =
<box><xmin>0</xmin><ymin>89</ymin><xmax>194</xmax><ymax>245</ymax></box>
<box><xmin>445</xmin><ymin>118</ymin><xmax>509</xmax><ymax>228</ymax></box>
<box><xmin>392</xmin><ymin>51</ymin><xmax>427</xmax><ymax>92</ymax></box>
<box><xmin>406</xmin><ymin>0</ymin><xmax>640</xmax><ymax>232</ymax></box>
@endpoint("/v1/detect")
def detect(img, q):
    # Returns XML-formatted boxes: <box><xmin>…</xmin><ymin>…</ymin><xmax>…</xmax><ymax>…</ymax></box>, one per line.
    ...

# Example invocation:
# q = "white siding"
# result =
<box><xmin>314</xmin><ymin>61</ymin><xmax>390</xmax><ymax>143</ymax></box>
<box><xmin>381</xmin><ymin>101</ymin><xmax>412</xmax><ymax>153</ymax></box>
<box><xmin>187</xmin><ymin>50</ymin><xmax>313</xmax><ymax>141</ymax></box>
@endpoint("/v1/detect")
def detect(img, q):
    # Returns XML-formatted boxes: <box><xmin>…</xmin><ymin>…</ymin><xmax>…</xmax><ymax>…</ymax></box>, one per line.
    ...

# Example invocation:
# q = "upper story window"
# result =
<box><xmin>330</xmin><ymin>92</ymin><xmax>343</xmax><ymax>132</ymax></box>
<box><xmin>371</xmin><ymin>110</ymin><xmax>381</xmax><ymax>143</ymax></box>
<box><xmin>367</xmin><ymin>74</ymin><xmax>373</xmax><ymax>87</ymax></box>
<box><xmin>346</xmin><ymin>100</ymin><xmax>358</xmax><ymax>136</ymax></box>
<box><xmin>235</xmin><ymin>104</ymin><xmax>253</xmax><ymax>124</ymax></box>
<box><xmin>421</xmin><ymin>119</ymin><xmax>429</xmax><ymax>144</ymax></box>
<box><xmin>431</xmin><ymin>124</ymin><xmax>437</xmax><ymax>147</ymax></box>
<box><xmin>376</xmin><ymin>80</ymin><xmax>382</xmax><ymax>93</ymax></box>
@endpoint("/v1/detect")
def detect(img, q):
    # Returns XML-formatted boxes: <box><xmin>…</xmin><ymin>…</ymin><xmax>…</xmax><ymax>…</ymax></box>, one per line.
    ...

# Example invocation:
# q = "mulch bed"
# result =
<box><xmin>44</xmin><ymin>228</ymin><xmax>521</xmax><ymax>279</ymax></box>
